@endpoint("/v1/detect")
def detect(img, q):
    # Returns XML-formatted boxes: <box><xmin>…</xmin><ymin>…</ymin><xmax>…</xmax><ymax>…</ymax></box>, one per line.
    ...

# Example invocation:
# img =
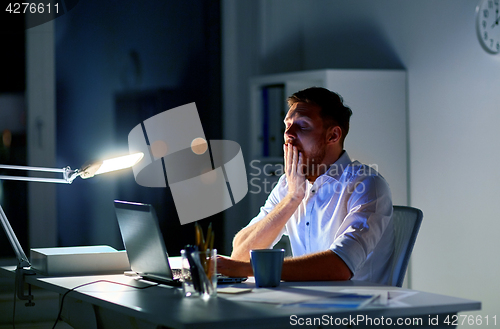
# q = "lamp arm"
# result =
<box><xmin>0</xmin><ymin>165</ymin><xmax>78</xmax><ymax>184</ymax></box>
<box><xmin>63</xmin><ymin>167</ymin><xmax>82</xmax><ymax>183</ymax></box>
<box><xmin>0</xmin><ymin>205</ymin><xmax>31</xmax><ymax>268</ymax></box>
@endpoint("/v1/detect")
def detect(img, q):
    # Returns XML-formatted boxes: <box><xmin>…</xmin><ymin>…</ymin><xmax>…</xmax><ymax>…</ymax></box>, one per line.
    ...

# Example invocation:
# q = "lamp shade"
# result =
<box><xmin>80</xmin><ymin>152</ymin><xmax>144</xmax><ymax>179</ymax></box>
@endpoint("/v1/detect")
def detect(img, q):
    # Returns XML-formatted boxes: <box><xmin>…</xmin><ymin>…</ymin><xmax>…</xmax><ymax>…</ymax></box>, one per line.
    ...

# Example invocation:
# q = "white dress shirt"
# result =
<box><xmin>247</xmin><ymin>151</ymin><xmax>394</xmax><ymax>284</ymax></box>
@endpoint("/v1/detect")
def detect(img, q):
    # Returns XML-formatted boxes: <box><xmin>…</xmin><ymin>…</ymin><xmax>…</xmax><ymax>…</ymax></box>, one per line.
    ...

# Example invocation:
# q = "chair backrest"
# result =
<box><xmin>388</xmin><ymin>205</ymin><xmax>423</xmax><ymax>287</ymax></box>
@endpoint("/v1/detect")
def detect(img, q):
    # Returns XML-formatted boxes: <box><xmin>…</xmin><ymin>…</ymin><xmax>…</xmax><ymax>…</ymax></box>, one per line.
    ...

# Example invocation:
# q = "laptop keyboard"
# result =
<box><xmin>142</xmin><ymin>272</ymin><xmax>182</xmax><ymax>287</ymax></box>
<box><xmin>144</xmin><ymin>269</ymin><xmax>246</xmax><ymax>286</ymax></box>
<box><xmin>172</xmin><ymin>268</ymin><xmax>182</xmax><ymax>280</ymax></box>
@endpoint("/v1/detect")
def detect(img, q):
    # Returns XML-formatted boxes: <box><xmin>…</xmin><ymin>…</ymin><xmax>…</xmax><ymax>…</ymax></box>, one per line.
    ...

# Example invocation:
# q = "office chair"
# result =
<box><xmin>388</xmin><ymin>205</ymin><xmax>424</xmax><ymax>287</ymax></box>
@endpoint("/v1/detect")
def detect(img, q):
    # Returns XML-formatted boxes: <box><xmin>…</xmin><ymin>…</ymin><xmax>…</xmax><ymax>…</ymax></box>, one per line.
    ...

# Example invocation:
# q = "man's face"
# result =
<box><xmin>284</xmin><ymin>102</ymin><xmax>328</xmax><ymax>179</ymax></box>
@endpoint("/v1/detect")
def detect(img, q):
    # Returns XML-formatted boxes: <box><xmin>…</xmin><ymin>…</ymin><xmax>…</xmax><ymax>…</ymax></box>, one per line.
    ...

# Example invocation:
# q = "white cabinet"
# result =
<box><xmin>249</xmin><ymin>69</ymin><xmax>408</xmax><ymax>207</ymax></box>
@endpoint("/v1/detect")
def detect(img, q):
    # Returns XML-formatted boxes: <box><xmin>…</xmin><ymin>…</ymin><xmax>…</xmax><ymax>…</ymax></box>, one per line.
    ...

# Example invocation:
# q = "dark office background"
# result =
<box><xmin>1</xmin><ymin>0</ymin><xmax>224</xmax><ymax>257</ymax></box>
<box><xmin>0</xmin><ymin>12</ymin><xmax>27</xmax><ymax>257</ymax></box>
<box><xmin>55</xmin><ymin>0</ymin><xmax>223</xmax><ymax>254</ymax></box>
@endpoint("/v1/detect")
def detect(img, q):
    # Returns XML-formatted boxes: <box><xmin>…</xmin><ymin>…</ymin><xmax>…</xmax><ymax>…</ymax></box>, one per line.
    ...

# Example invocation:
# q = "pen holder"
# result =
<box><xmin>181</xmin><ymin>248</ymin><xmax>217</xmax><ymax>298</ymax></box>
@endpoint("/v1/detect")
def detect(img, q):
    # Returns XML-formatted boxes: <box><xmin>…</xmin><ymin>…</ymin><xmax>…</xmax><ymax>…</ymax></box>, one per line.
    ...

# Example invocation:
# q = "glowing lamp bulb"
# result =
<box><xmin>80</xmin><ymin>152</ymin><xmax>144</xmax><ymax>179</ymax></box>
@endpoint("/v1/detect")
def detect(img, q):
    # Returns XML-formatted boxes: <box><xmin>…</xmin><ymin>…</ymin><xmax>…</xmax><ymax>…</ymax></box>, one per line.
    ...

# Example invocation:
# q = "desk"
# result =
<box><xmin>1</xmin><ymin>266</ymin><xmax>480</xmax><ymax>329</ymax></box>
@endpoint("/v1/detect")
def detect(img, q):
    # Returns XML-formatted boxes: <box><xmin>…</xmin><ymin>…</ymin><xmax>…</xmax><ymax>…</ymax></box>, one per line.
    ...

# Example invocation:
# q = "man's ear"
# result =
<box><xmin>326</xmin><ymin>126</ymin><xmax>342</xmax><ymax>144</ymax></box>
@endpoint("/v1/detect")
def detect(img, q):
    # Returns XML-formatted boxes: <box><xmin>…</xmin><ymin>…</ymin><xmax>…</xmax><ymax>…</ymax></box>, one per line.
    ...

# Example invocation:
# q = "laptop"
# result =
<box><xmin>114</xmin><ymin>200</ymin><xmax>246</xmax><ymax>287</ymax></box>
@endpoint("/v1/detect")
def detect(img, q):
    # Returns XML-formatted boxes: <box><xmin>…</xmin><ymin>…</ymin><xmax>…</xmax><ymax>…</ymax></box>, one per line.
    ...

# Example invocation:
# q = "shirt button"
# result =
<box><xmin>306</xmin><ymin>222</ymin><xmax>309</xmax><ymax>226</ymax></box>
<box><xmin>311</xmin><ymin>189</ymin><xmax>315</xmax><ymax>193</ymax></box>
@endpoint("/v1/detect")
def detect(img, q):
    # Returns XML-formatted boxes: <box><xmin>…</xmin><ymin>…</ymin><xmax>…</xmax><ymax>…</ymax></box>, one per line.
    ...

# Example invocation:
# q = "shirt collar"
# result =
<box><xmin>325</xmin><ymin>150</ymin><xmax>353</xmax><ymax>181</ymax></box>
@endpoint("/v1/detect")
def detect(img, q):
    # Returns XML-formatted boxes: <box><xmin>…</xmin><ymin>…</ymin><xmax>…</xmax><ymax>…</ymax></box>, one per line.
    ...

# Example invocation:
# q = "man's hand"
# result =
<box><xmin>229</xmin><ymin>144</ymin><xmax>305</xmax><ymax>261</ymax></box>
<box><xmin>217</xmin><ymin>255</ymin><xmax>252</xmax><ymax>277</ymax></box>
<box><xmin>284</xmin><ymin>143</ymin><xmax>306</xmax><ymax>200</ymax></box>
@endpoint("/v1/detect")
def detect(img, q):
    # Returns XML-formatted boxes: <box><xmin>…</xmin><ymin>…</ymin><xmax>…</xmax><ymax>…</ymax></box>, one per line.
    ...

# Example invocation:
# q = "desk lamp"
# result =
<box><xmin>0</xmin><ymin>152</ymin><xmax>144</xmax><ymax>183</ymax></box>
<box><xmin>0</xmin><ymin>152</ymin><xmax>144</xmax><ymax>304</ymax></box>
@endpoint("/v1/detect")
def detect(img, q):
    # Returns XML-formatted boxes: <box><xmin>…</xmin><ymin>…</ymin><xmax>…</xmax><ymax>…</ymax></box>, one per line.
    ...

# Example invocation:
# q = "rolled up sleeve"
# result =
<box><xmin>329</xmin><ymin>174</ymin><xmax>393</xmax><ymax>275</ymax></box>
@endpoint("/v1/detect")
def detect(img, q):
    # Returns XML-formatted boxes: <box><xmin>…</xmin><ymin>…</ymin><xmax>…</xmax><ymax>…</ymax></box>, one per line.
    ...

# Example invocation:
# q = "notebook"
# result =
<box><xmin>114</xmin><ymin>200</ymin><xmax>246</xmax><ymax>287</ymax></box>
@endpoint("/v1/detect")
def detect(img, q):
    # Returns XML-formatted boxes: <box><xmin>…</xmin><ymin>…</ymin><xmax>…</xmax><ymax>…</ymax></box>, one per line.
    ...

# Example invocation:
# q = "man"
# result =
<box><xmin>218</xmin><ymin>87</ymin><xmax>394</xmax><ymax>284</ymax></box>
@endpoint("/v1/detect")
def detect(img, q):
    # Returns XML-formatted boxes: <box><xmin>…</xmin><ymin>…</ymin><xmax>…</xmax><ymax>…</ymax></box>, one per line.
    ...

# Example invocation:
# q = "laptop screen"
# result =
<box><xmin>114</xmin><ymin>200</ymin><xmax>174</xmax><ymax>279</ymax></box>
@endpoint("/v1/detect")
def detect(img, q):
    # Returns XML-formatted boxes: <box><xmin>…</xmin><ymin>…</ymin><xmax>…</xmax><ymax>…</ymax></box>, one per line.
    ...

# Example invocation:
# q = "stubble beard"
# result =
<box><xmin>301</xmin><ymin>141</ymin><xmax>327</xmax><ymax>181</ymax></box>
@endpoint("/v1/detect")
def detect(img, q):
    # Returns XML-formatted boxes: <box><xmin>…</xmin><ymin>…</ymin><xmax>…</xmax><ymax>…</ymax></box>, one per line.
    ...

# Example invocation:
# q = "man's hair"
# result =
<box><xmin>287</xmin><ymin>87</ymin><xmax>353</xmax><ymax>143</ymax></box>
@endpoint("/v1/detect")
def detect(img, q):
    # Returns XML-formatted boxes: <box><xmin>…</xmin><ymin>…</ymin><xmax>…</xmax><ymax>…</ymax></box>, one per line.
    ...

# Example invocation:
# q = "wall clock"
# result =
<box><xmin>476</xmin><ymin>0</ymin><xmax>500</xmax><ymax>54</ymax></box>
